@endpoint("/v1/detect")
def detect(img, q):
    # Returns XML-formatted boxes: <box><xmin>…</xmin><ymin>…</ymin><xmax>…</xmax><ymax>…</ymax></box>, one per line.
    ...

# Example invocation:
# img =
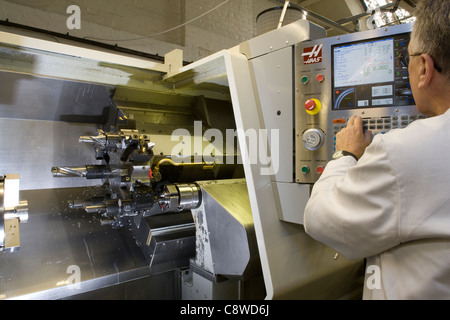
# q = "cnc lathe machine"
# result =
<box><xmin>0</xmin><ymin>19</ymin><xmax>416</xmax><ymax>300</ymax></box>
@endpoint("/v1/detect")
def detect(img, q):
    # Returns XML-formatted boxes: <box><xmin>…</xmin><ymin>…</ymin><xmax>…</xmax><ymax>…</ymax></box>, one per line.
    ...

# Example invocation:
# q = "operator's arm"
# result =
<box><xmin>303</xmin><ymin>116</ymin><xmax>401</xmax><ymax>260</ymax></box>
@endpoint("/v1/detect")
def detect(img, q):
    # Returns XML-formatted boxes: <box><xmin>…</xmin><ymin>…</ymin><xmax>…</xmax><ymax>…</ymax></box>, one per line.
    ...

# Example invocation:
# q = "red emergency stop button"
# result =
<box><xmin>304</xmin><ymin>99</ymin><xmax>321</xmax><ymax>115</ymax></box>
<box><xmin>305</xmin><ymin>99</ymin><xmax>316</xmax><ymax>111</ymax></box>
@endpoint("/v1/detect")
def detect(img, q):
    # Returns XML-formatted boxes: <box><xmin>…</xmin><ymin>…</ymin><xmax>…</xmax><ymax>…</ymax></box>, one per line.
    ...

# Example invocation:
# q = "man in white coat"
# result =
<box><xmin>304</xmin><ymin>0</ymin><xmax>450</xmax><ymax>299</ymax></box>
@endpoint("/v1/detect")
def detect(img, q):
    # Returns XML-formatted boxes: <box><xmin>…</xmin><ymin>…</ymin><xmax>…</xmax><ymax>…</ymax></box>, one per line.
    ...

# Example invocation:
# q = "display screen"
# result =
<box><xmin>334</xmin><ymin>37</ymin><xmax>394</xmax><ymax>87</ymax></box>
<box><xmin>332</xmin><ymin>33</ymin><xmax>414</xmax><ymax>110</ymax></box>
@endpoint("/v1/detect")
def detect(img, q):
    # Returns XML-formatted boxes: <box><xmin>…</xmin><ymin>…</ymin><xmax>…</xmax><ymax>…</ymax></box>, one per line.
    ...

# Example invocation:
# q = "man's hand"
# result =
<box><xmin>335</xmin><ymin>115</ymin><xmax>372</xmax><ymax>160</ymax></box>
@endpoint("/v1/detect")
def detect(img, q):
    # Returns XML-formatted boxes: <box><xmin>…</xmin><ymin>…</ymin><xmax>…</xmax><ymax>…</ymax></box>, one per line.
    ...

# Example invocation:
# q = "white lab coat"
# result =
<box><xmin>304</xmin><ymin>108</ymin><xmax>450</xmax><ymax>299</ymax></box>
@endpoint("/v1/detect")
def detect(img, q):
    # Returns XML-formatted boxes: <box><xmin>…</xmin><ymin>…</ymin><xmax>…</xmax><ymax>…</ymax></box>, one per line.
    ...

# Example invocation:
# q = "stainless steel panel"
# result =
<box><xmin>192</xmin><ymin>179</ymin><xmax>260</xmax><ymax>279</ymax></box>
<box><xmin>0</xmin><ymin>71</ymin><xmax>116</xmax><ymax>190</ymax></box>
<box><xmin>0</xmin><ymin>187</ymin><xmax>177</xmax><ymax>299</ymax></box>
<box><xmin>0</xmin><ymin>71</ymin><xmax>114</xmax><ymax>122</ymax></box>
<box><xmin>0</xmin><ymin>118</ymin><xmax>102</xmax><ymax>190</ymax></box>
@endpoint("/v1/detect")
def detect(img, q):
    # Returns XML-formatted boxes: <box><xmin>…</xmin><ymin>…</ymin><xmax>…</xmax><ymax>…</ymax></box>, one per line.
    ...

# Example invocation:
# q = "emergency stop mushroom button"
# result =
<box><xmin>304</xmin><ymin>98</ymin><xmax>321</xmax><ymax>115</ymax></box>
<box><xmin>305</xmin><ymin>99</ymin><xmax>316</xmax><ymax>111</ymax></box>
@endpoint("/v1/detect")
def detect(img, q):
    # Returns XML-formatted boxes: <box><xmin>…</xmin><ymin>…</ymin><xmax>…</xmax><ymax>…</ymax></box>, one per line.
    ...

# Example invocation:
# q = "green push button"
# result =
<box><xmin>301</xmin><ymin>166</ymin><xmax>310</xmax><ymax>174</ymax></box>
<box><xmin>301</xmin><ymin>76</ymin><xmax>309</xmax><ymax>84</ymax></box>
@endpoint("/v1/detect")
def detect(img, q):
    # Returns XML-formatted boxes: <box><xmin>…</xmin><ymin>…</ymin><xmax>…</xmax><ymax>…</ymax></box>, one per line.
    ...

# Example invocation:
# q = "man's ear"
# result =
<box><xmin>417</xmin><ymin>54</ymin><xmax>435</xmax><ymax>88</ymax></box>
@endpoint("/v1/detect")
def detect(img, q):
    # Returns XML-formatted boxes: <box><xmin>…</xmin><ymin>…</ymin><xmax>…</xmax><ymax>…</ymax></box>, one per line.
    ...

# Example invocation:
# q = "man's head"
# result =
<box><xmin>408</xmin><ymin>0</ymin><xmax>450</xmax><ymax>116</ymax></box>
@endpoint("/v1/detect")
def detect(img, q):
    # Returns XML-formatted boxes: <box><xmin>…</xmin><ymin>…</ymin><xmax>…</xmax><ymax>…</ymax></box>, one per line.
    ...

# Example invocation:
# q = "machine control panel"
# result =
<box><xmin>294</xmin><ymin>23</ymin><xmax>424</xmax><ymax>183</ymax></box>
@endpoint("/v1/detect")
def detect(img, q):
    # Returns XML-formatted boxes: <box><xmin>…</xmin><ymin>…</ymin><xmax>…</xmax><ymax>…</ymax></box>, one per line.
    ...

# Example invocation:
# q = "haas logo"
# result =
<box><xmin>302</xmin><ymin>44</ymin><xmax>323</xmax><ymax>64</ymax></box>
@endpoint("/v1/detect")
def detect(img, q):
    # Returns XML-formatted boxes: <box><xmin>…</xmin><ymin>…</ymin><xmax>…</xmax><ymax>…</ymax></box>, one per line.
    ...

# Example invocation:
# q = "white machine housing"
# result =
<box><xmin>165</xmin><ymin>19</ymin><xmax>365</xmax><ymax>299</ymax></box>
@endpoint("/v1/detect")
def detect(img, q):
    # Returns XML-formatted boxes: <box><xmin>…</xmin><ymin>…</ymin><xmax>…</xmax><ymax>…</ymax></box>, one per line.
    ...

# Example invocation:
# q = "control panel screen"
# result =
<box><xmin>332</xmin><ymin>33</ymin><xmax>413</xmax><ymax>110</ymax></box>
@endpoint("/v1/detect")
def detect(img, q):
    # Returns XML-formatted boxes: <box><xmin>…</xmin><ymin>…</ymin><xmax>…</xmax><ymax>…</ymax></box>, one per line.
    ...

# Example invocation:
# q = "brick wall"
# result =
<box><xmin>0</xmin><ymin>0</ymin><xmax>275</xmax><ymax>62</ymax></box>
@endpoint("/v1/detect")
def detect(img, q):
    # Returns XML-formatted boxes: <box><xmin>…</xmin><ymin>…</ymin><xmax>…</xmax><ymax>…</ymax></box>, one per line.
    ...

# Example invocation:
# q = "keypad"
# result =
<box><xmin>333</xmin><ymin>115</ymin><xmax>425</xmax><ymax>135</ymax></box>
<box><xmin>332</xmin><ymin>115</ymin><xmax>425</xmax><ymax>150</ymax></box>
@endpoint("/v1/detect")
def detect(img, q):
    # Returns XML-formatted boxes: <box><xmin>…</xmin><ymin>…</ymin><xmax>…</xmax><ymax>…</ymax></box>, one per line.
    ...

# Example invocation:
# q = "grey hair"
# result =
<box><xmin>412</xmin><ymin>0</ymin><xmax>450</xmax><ymax>77</ymax></box>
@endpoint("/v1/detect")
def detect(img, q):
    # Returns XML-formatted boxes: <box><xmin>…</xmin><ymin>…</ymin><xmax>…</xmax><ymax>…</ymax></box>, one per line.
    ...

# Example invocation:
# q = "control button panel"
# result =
<box><xmin>294</xmin><ymin>23</ymin><xmax>420</xmax><ymax>184</ymax></box>
<box><xmin>332</xmin><ymin>115</ymin><xmax>426</xmax><ymax>151</ymax></box>
<box><xmin>332</xmin><ymin>115</ymin><xmax>425</xmax><ymax>134</ymax></box>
